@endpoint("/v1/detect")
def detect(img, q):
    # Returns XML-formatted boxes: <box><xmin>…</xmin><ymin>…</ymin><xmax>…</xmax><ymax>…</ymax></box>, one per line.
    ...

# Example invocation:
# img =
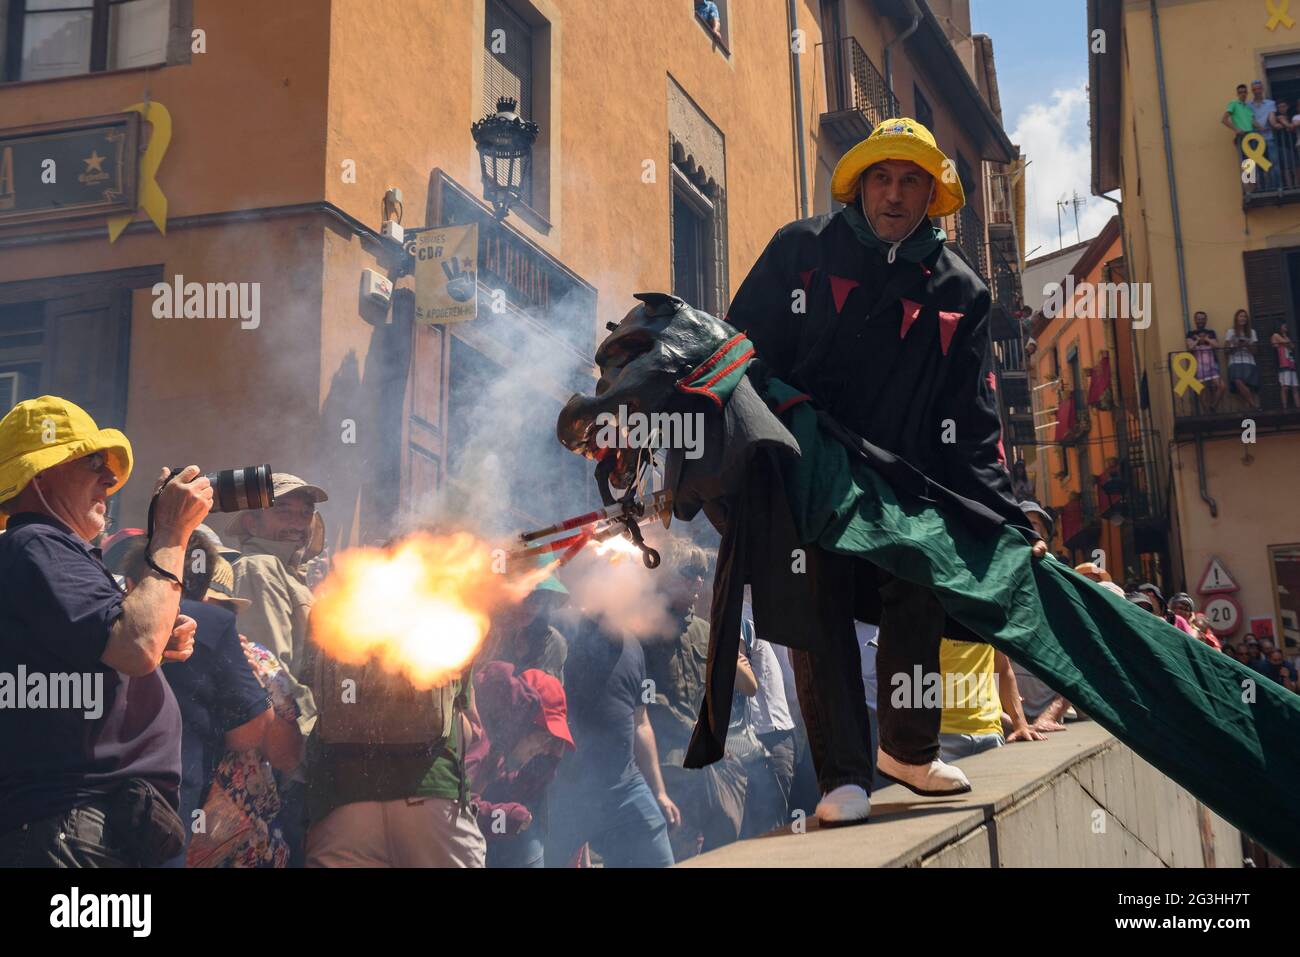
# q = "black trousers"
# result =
<box><xmin>789</xmin><ymin>546</ymin><xmax>945</xmax><ymax>794</ymax></box>
<box><xmin>0</xmin><ymin>801</ymin><xmax>131</xmax><ymax>868</ymax></box>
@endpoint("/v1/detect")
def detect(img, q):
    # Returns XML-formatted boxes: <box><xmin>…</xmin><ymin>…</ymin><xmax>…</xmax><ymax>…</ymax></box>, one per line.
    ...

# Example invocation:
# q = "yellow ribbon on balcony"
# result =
<box><xmin>107</xmin><ymin>101</ymin><xmax>171</xmax><ymax>243</ymax></box>
<box><xmin>1241</xmin><ymin>133</ymin><xmax>1273</xmax><ymax>173</ymax></box>
<box><xmin>1266</xmin><ymin>0</ymin><xmax>1295</xmax><ymax>30</ymax></box>
<box><xmin>1172</xmin><ymin>352</ymin><xmax>1203</xmax><ymax>396</ymax></box>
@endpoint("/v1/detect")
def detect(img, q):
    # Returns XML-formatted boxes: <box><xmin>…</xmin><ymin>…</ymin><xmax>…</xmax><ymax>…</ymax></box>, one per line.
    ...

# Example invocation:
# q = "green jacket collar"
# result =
<box><xmin>842</xmin><ymin>204</ymin><xmax>946</xmax><ymax>265</ymax></box>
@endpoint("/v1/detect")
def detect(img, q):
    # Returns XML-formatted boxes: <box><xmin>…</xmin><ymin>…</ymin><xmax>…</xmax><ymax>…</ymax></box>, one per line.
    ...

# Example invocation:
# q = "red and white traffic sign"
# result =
<box><xmin>1196</xmin><ymin>556</ymin><xmax>1239</xmax><ymax>595</ymax></box>
<box><xmin>1203</xmin><ymin>594</ymin><xmax>1242</xmax><ymax>635</ymax></box>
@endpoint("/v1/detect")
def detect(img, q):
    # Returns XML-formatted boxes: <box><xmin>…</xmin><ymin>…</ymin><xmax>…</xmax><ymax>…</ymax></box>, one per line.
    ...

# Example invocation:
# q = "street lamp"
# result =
<box><xmin>471</xmin><ymin>96</ymin><xmax>540</xmax><ymax>221</ymax></box>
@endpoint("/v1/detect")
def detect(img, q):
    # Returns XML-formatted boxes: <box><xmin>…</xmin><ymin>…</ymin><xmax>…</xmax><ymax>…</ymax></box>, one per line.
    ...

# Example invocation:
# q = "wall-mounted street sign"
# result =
<box><xmin>414</xmin><ymin>223</ymin><xmax>478</xmax><ymax>325</ymax></box>
<box><xmin>1196</xmin><ymin>555</ymin><xmax>1239</xmax><ymax>595</ymax></box>
<box><xmin>1203</xmin><ymin>594</ymin><xmax>1242</xmax><ymax>636</ymax></box>
<box><xmin>0</xmin><ymin>113</ymin><xmax>139</xmax><ymax>226</ymax></box>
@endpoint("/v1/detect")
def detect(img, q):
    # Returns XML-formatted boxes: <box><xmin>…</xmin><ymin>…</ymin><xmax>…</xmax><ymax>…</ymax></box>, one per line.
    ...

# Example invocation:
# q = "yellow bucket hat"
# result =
<box><xmin>0</xmin><ymin>396</ymin><xmax>133</xmax><ymax>529</ymax></box>
<box><xmin>830</xmin><ymin>117</ymin><xmax>965</xmax><ymax>218</ymax></box>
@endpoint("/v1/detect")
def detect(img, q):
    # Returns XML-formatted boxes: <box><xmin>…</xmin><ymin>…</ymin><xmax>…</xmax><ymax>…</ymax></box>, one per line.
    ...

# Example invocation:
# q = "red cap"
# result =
<box><xmin>519</xmin><ymin>668</ymin><xmax>575</xmax><ymax>751</ymax></box>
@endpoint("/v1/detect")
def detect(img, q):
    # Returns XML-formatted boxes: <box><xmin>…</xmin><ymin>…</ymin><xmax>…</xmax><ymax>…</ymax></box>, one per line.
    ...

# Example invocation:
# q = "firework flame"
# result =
<box><xmin>593</xmin><ymin>534</ymin><xmax>644</xmax><ymax>562</ymax></box>
<box><xmin>312</xmin><ymin>531</ymin><xmax>548</xmax><ymax>690</ymax></box>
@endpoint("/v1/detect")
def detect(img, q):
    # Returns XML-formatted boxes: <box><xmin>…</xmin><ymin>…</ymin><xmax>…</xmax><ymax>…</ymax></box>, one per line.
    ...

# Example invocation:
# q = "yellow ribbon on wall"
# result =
<box><xmin>1267</xmin><ymin>0</ymin><xmax>1295</xmax><ymax>30</ymax></box>
<box><xmin>107</xmin><ymin>100</ymin><xmax>171</xmax><ymax>243</ymax></box>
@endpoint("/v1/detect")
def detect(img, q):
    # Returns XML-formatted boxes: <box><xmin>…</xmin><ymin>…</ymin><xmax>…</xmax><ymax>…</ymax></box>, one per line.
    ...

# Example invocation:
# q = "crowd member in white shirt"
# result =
<box><xmin>738</xmin><ymin>590</ymin><xmax>797</xmax><ymax>836</ymax></box>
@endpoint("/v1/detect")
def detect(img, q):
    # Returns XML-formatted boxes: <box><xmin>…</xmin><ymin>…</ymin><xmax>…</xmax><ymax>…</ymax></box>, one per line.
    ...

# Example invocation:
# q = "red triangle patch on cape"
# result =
<box><xmin>938</xmin><ymin>310</ymin><xmax>963</xmax><ymax>355</ymax></box>
<box><xmin>829</xmin><ymin>275</ymin><xmax>859</xmax><ymax>314</ymax></box>
<box><xmin>900</xmin><ymin>298</ymin><xmax>923</xmax><ymax>340</ymax></box>
<box><xmin>798</xmin><ymin>269</ymin><xmax>816</xmax><ymax>291</ymax></box>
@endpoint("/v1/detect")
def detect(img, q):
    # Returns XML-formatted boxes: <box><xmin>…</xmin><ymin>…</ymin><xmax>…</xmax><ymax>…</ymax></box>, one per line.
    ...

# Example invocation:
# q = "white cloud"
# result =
<box><xmin>1011</xmin><ymin>83</ymin><xmax>1115</xmax><ymax>257</ymax></box>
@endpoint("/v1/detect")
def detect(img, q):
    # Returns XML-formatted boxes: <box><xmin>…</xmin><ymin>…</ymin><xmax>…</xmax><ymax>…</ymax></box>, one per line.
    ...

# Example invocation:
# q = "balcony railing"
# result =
<box><xmin>1168</xmin><ymin>343</ymin><xmax>1300</xmax><ymax>436</ymax></box>
<box><xmin>954</xmin><ymin>204</ymin><xmax>987</xmax><ymax>281</ymax></box>
<box><xmin>1007</xmin><ymin>413</ymin><xmax>1036</xmax><ymax>448</ymax></box>
<box><xmin>1240</xmin><ymin>127</ymin><xmax>1300</xmax><ymax>208</ymax></box>
<box><xmin>820</xmin><ymin>37</ymin><xmax>900</xmax><ymax>149</ymax></box>
<box><xmin>843</xmin><ymin>37</ymin><xmax>899</xmax><ymax>128</ymax></box>
<box><xmin>991</xmin><ymin>252</ymin><xmax>1020</xmax><ymax>310</ymax></box>
<box><xmin>988</xmin><ymin>169</ymin><xmax>1016</xmax><ymax>230</ymax></box>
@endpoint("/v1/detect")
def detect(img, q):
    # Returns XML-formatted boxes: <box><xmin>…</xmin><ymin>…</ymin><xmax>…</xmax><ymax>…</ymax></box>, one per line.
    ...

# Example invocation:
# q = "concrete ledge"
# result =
<box><xmin>680</xmin><ymin>721</ymin><xmax>1242</xmax><ymax>868</ymax></box>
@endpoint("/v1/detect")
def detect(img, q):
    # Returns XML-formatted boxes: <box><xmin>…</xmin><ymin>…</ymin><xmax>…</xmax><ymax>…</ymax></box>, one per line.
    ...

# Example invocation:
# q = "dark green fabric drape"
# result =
<box><xmin>772</xmin><ymin>377</ymin><xmax>1300</xmax><ymax>864</ymax></box>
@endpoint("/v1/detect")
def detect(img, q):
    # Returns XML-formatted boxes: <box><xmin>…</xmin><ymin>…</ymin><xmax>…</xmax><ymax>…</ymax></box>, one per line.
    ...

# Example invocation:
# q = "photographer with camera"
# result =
<box><xmin>0</xmin><ymin>396</ymin><xmax>212</xmax><ymax>867</ymax></box>
<box><xmin>228</xmin><ymin>472</ymin><xmax>329</xmax><ymax>865</ymax></box>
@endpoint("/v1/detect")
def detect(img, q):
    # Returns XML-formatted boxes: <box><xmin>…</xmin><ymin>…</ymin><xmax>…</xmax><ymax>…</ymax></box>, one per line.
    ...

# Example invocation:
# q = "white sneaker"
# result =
<box><xmin>814</xmin><ymin>784</ymin><xmax>872</xmax><ymax>827</ymax></box>
<box><xmin>876</xmin><ymin>749</ymin><xmax>972</xmax><ymax>797</ymax></box>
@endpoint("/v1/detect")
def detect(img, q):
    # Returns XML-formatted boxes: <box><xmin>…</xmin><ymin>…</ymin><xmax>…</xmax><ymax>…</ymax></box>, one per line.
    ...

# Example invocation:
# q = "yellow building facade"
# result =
<box><xmin>1091</xmin><ymin>0</ymin><xmax>1300</xmax><ymax>652</ymax></box>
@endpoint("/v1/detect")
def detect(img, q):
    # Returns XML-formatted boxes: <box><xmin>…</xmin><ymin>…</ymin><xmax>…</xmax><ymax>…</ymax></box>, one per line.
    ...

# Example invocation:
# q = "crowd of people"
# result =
<box><xmin>5</xmin><ymin>395</ymin><xmax>1283</xmax><ymax>870</ymax></box>
<box><xmin>4</xmin><ymin>111</ymin><xmax>1291</xmax><ymax>870</ymax></box>
<box><xmin>1224</xmin><ymin>78</ymin><xmax>1300</xmax><ymax>190</ymax></box>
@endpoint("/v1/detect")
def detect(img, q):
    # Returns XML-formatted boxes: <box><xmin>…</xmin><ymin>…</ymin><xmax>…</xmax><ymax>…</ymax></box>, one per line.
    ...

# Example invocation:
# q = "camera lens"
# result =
<box><xmin>209</xmin><ymin>464</ymin><xmax>275</xmax><ymax>513</ymax></box>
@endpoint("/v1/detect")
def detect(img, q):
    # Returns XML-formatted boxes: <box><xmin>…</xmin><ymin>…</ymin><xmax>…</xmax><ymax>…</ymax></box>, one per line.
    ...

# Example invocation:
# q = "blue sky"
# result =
<box><xmin>970</xmin><ymin>0</ymin><xmax>1112</xmax><ymax>258</ymax></box>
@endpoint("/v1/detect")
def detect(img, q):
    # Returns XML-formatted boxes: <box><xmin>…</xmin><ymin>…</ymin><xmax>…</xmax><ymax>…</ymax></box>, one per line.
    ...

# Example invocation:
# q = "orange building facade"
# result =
<box><xmin>1027</xmin><ymin>216</ymin><xmax>1166</xmax><ymax>582</ymax></box>
<box><xmin>0</xmin><ymin>0</ymin><xmax>1018</xmax><ymax>551</ymax></box>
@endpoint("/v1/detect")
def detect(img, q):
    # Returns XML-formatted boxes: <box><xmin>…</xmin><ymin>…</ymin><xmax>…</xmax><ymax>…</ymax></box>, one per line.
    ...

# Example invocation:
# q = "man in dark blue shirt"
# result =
<box><xmin>0</xmin><ymin>396</ymin><xmax>212</xmax><ymax>867</ymax></box>
<box><xmin>545</xmin><ymin>613</ymin><xmax>678</xmax><ymax>867</ymax></box>
<box><xmin>111</xmin><ymin>535</ymin><xmax>275</xmax><ymax>863</ymax></box>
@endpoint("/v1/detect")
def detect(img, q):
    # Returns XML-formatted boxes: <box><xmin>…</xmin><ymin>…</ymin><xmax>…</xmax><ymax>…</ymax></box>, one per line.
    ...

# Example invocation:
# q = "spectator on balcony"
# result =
<box><xmin>1272</xmin><ymin>322</ymin><xmax>1299</xmax><ymax>409</ymax></box>
<box><xmin>1223</xmin><ymin>84</ymin><xmax>1253</xmax><ymax>147</ymax></box>
<box><xmin>1249</xmin><ymin>80</ymin><xmax>1279</xmax><ymax>188</ymax></box>
<box><xmin>695</xmin><ymin>1</ymin><xmax>722</xmax><ymax>39</ymax></box>
<box><xmin>1273</xmin><ymin>101</ymin><xmax>1298</xmax><ymax>187</ymax></box>
<box><xmin>1273</xmin><ymin>100</ymin><xmax>1296</xmax><ymax>135</ymax></box>
<box><xmin>1185</xmin><ymin>311</ymin><xmax>1226</xmax><ymax>410</ymax></box>
<box><xmin>1226</xmin><ymin>309</ymin><xmax>1262</xmax><ymax>409</ymax></box>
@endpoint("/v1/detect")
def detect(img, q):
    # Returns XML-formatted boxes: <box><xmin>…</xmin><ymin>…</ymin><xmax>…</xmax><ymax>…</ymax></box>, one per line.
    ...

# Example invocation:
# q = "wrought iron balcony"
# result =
<box><xmin>1167</xmin><ymin>344</ymin><xmax>1300</xmax><ymax>438</ymax></box>
<box><xmin>820</xmin><ymin>37</ymin><xmax>901</xmax><ymax>150</ymax></box>
<box><xmin>988</xmin><ymin>169</ymin><xmax>1016</xmax><ymax>235</ymax></box>
<box><xmin>991</xmin><ymin>252</ymin><xmax>1020</xmax><ymax>311</ymax></box>
<box><xmin>953</xmin><ymin>204</ymin><xmax>988</xmax><ymax>282</ymax></box>
<box><xmin>1240</xmin><ymin>127</ymin><xmax>1300</xmax><ymax>209</ymax></box>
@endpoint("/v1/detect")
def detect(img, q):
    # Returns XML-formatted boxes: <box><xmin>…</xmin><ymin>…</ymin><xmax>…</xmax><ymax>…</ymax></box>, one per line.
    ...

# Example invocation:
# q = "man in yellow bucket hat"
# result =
<box><xmin>0</xmin><ymin>395</ymin><xmax>214</xmax><ymax>867</ymax></box>
<box><xmin>723</xmin><ymin>118</ymin><xmax>1045</xmax><ymax>827</ymax></box>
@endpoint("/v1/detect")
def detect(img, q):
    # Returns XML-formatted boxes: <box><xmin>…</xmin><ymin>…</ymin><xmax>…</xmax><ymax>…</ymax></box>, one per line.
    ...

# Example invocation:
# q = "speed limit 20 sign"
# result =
<box><xmin>1203</xmin><ymin>594</ymin><xmax>1242</xmax><ymax>635</ymax></box>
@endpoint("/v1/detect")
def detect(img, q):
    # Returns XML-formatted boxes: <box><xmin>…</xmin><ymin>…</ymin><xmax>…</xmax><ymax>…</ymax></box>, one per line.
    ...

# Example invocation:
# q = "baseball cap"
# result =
<box><xmin>1137</xmin><ymin>582</ymin><xmax>1165</xmax><ymax>606</ymax></box>
<box><xmin>1126</xmin><ymin>591</ymin><xmax>1156</xmax><ymax>612</ymax></box>
<box><xmin>520</xmin><ymin>668</ymin><xmax>575</xmax><ymax>750</ymax></box>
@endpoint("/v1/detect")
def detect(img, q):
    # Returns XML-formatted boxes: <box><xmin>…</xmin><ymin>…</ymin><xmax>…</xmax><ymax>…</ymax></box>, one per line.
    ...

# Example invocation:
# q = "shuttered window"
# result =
<box><xmin>484</xmin><ymin>0</ymin><xmax>533</xmax><ymax>119</ymax></box>
<box><xmin>1243</xmin><ymin>248</ymin><xmax>1294</xmax><ymax>337</ymax></box>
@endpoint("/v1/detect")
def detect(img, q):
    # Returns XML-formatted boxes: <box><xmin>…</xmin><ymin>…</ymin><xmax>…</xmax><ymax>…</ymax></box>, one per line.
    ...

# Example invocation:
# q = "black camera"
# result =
<box><xmin>170</xmin><ymin>464</ymin><xmax>275</xmax><ymax>513</ymax></box>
